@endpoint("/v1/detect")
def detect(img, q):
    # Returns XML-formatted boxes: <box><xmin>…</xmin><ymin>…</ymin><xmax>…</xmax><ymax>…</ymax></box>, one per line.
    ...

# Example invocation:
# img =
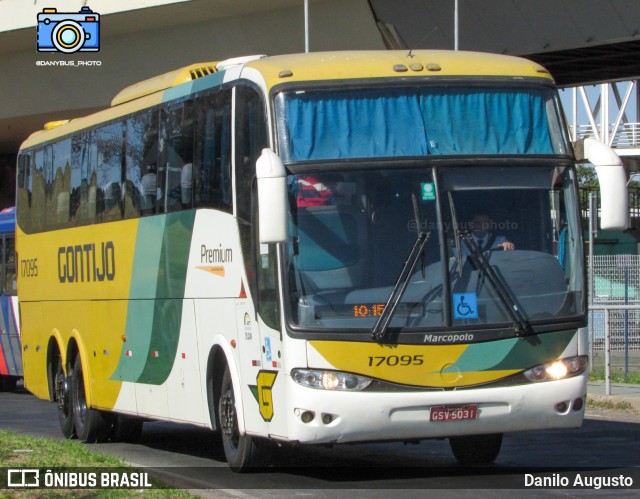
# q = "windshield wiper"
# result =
<box><xmin>372</xmin><ymin>195</ymin><xmax>430</xmax><ymax>343</ymax></box>
<box><xmin>460</xmin><ymin>233</ymin><xmax>534</xmax><ymax>337</ymax></box>
<box><xmin>448</xmin><ymin>192</ymin><xmax>463</xmax><ymax>278</ymax></box>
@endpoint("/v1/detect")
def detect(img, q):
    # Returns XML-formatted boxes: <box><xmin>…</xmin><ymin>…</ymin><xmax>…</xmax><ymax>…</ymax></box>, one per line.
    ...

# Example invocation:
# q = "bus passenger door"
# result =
<box><xmin>235</xmin><ymin>299</ymin><xmax>269</xmax><ymax>437</ymax></box>
<box><xmin>234</xmin><ymin>238</ymin><xmax>285</xmax><ymax>439</ymax></box>
<box><xmin>255</xmin><ymin>243</ymin><xmax>286</xmax><ymax>439</ymax></box>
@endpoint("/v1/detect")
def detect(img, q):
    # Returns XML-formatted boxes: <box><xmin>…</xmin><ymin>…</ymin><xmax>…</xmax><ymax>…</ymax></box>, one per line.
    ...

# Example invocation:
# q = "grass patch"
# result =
<box><xmin>0</xmin><ymin>431</ymin><xmax>196</xmax><ymax>498</ymax></box>
<box><xmin>586</xmin><ymin>398</ymin><xmax>636</xmax><ymax>413</ymax></box>
<box><xmin>589</xmin><ymin>368</ymin><xmax>640</xmax><ymax>384</ymax></box>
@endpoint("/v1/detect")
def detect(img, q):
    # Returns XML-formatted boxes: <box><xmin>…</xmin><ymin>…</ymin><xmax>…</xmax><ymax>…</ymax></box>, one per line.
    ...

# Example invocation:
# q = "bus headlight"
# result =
<box><xmin>523</xmin><ymin>355</ymin><xmax>588</xmax><ymax>382</ymax></box>
<box><xmin>291</xmin><ymin>369</ymin><xmax>372</xmax><ymax>391</ymax></box>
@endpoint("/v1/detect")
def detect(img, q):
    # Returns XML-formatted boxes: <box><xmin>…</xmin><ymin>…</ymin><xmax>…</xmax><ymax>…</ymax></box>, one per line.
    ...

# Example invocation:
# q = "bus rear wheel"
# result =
<box><xmin>0</xmin><ymin>376</ymin><xmax>18</xmax><ymax>392</ymax></box>
<box><xmin>449</xmin><ymin>433</ymin><xmax>503</xmax><ymax>465</ymax></box>
<box><xmin>218</xmin><ymin>366</ymin><xmax>266</xmax><ymax>472</ymax></box>
<box><xmin>54</xmin><ymin>355</ymin><xmax>75</xmax><ymax>438</ymax></box>
<box><xmin>70</xmin><ymin>355</ymin><xmax>111</xmax><ymax>443</ymax></box>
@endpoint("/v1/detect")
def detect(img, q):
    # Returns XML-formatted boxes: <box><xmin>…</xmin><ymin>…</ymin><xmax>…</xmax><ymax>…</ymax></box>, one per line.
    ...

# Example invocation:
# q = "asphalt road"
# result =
<box><xmin>1</xmin><ymin>387</ymin><xmax>640</xmax><ymax>498</ymax></box>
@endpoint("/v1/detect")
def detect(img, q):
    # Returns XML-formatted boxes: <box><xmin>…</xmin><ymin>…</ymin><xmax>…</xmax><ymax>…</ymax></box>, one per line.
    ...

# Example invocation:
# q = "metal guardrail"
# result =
<box><xmin>589</xmin><ymin>305</ymin><xmax>640</xmax><ymax>395</ymax></box>
<box><xmin>580</xmin><ymin>188</ymin><xmax>640</xmax><ymax>225</ymax></box>
<box><xmin>571</xmin><ymin>122</ymin><xmax>640</xmax><ymax>149</ymax></box>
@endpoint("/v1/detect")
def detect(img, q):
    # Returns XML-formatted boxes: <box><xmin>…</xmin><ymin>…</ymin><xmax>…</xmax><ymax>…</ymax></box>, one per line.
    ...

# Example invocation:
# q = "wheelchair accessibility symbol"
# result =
<box><xmin>453</xmin><ymin>293</ymin><xmax>478</xmax><ymax>319</ymax></box>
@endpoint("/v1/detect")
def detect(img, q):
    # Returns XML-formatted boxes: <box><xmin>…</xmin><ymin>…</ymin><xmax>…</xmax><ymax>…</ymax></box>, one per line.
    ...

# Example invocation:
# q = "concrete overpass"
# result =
<box><xmin>1</xmin><ymin>0</ymin><xmax>640</xmax><ymax>205</ymax></box>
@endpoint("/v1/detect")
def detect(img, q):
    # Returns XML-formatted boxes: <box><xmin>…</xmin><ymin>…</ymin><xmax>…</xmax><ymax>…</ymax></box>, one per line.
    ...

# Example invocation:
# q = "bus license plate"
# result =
<box><xmin>430</xmin><ymin>405</ymin><xmax>478</xmax><ymax>422</ymax></box>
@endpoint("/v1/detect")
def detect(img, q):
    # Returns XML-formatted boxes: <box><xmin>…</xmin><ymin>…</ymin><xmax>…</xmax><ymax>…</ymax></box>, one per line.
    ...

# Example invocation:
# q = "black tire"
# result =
<box><xmin>218</xmin><ymin>366</ymin><xmax>266</xmax><ymax>472</ymax></box>
<box><xmin>70</xmin><ymin>355</ymin><xmax>111</xmax><ymax>443</ymax></box>
<box><xmin>54</xmin><ymin>355</ymin><xmax>76</xmax><ymax>439</ymax></box>
<box><xmin>0</xmin><ymin>376</ymin><xmax>17</xmax><ymax>392</ymax></box>
<box><xmin>110</xmin><ymin>415</ymin><xmax>143</xmax><ymax>443</ymax></box>
<box><xmin>449</xmin><ymin>433</ymin><xmax>503</xmax><ymax>465</ymax></box>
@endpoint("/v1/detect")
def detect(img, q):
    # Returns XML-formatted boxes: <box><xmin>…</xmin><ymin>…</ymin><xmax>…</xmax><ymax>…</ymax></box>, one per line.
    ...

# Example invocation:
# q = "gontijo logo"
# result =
<box><xmin>37</xmin><ymin>6</ymin><xmax>100</xmax><ymax>53</ymax></box>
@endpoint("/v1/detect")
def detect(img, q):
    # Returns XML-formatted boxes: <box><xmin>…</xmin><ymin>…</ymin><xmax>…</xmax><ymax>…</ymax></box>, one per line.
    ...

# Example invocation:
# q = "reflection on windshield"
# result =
<box><xmin>286</xmin><ymin>166</ymin><xmax>583</xmax><ymax>334</ymax></box>
<box><xmin>441</xmin><ymin>166</ymin><xmax>583</xmax><ymax>326</ymax></box>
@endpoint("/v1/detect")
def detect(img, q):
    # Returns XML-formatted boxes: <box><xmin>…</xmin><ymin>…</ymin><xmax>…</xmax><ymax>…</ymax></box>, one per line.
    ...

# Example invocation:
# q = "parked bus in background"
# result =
<box><xmin>16</xmin><ymin>51</ymin><xmax>627</xmax><ymax>470</ymax></box>
<box><xmin>0</xmin><ymin>207</ymin><xmax>21</xmax><ymax>392</ymax></box>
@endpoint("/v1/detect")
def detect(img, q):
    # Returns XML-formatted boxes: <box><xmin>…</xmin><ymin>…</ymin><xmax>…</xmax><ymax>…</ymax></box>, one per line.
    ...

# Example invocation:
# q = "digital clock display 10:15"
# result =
<box><xmin>353</xmin><ymin>304</ymin><xmax>385</xmax><ymax>317</ymax></box>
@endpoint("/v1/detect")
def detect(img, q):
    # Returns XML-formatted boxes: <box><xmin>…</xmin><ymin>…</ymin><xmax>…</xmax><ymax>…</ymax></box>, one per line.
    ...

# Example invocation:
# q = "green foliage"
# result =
<box><xmin>576</xmin><ymin>164</ymin><xmax>599</xmax><ymax>190</ymax></box>
<box><xmin>589</xmin><ymin>368</ymin><xmax>640</xmax><ymax>384</ymax></box>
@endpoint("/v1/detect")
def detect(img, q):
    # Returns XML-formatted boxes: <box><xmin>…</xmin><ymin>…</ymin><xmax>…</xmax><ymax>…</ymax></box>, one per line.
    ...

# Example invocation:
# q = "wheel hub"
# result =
<box><xmin>221</xmin><ymin>392</ymin><xmax>236</xmax><ymax>437</ymax></box>
<box><xmin>55</xmin><ymin>372</ymin><xmax>69</xmax><ymax>413</ymax></box>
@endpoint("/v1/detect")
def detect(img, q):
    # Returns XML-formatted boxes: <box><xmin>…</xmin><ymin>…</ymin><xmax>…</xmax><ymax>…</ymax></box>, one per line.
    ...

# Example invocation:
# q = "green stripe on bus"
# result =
<box><xmin>138</xmin><ymin>212</ymin><xmax>195</xmax><ymax>384</ymax></box>
<box><xmin>443</xmin><ymin>330</ymin><xmax>576</xmax><ymax>373</ymax></box>
<box><xmin>112</xmin><ymin>212</ymin><xmax>195</xmax><ymax>385</ymax></box>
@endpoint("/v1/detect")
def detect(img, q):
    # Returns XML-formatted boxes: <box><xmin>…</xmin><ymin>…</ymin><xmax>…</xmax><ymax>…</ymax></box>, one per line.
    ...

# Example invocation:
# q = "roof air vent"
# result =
<box><xmin>189</xmin><ymin>65</ymin><xmax>217</xmax><ymax>80</ymax></box>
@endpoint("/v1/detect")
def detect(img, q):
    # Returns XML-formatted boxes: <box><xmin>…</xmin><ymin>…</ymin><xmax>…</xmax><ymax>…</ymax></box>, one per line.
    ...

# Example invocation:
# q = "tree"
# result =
<box><xmin>576</xmin><ymin>164</ymin><xmax>599</xmax><ymax>190</ymax></box>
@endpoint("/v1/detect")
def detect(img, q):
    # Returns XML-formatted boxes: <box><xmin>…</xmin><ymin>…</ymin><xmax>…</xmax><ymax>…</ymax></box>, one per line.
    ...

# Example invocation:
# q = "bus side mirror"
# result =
<box><xmin>256</xmin><ymin>148</ymin><xmax>288</xmax><ymax>243</ymax></box>
<box><xmin>573</xmin><ymin>138</ymin><xmax>628</xmax><ymax>230</ymax></box>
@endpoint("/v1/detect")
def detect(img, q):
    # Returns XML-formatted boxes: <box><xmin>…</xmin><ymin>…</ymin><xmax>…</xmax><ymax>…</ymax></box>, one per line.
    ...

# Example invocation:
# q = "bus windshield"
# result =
<box><xmin>275</xmin><ymin>84</ymin><xmax>569</xmax><ymax>161</ymax></box>
<box><xmin>285</xmin><ymin>165</ymin><xmax>583</xmax><ymax>336</ymax></box>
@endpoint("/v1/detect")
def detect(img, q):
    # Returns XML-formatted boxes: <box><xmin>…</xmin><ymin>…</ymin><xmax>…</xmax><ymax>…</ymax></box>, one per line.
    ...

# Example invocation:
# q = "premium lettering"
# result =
<box><xmin>201</xmin><ymin>244</ymin><xmax>233</xmax><ymax>264</ymax></box>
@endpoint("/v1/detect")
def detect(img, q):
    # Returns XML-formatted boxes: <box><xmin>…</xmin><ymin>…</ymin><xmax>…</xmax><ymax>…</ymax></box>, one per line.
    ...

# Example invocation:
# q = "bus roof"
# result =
<box><xmin>19</xmin><ymin>50</ymin><xmax>553</xmax><ymax>150</ymax></box>
<box><xmin>0</xmin><ymin>207</ymin><xmax>15</xmax><ymax>235</ymax></box>
<box><xmin>245</xmin><ymin>50</ymin><xmax>552</xmax><ymax>88</ymax></box>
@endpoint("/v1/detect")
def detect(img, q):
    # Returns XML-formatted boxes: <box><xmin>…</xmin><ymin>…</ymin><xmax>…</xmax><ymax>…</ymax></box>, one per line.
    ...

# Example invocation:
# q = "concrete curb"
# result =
<box><xmin>587</xmin><ymin>382</ymin><xmax>640</xmax><ymax>412</ymax></box>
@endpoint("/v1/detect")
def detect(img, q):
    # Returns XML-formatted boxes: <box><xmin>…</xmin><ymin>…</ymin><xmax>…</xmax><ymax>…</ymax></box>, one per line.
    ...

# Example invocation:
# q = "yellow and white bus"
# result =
<box><xmin>16</xmin><ymin>51</ymin><xmax>627</xmax><ymax>470</ymax></box>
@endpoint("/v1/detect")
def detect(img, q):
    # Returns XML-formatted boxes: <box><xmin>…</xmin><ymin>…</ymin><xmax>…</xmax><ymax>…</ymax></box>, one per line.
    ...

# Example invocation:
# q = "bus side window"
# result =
<box><xmin>95</xmin><ymin>122</ymin><xmax>124</xmax><ymax>223</ymax></box>
<box><xmin>125</xmin><ymin>109</ymin><xmax>159</xmax><ymax>218</ymax></box>
<box><xmin>70</xmin><ymin>131</ymin><xmax>94</xmax><ymax>226</ymax></box>
<box><xmin>16</xmin><ymin>152</ymin><xmax>31</xmax><ymax>233</ymax></box>
<box><xmin>5</xmin><ymin>236</ymin><xmax>16</xmax><ymax>295</ymax></box>
<box><xmin>49</xmin><ymin>138</ymin><xmax>72</xmax><ymax>229</ymax></box>
<box><xmin>193</xmin><ymin>89</ymin><xmax>232</xmax><ymax>213</ymax></box>
<box><xmin>32</xmin><ymin>148</ymin><xmax>46</xmax><ymax>232</ymax></box>
<box><xmin>235</xmin><ymin>85</ymin><xmax>277</xmax><ymax>328</ymax></box>
<box><xmin>160</xmin><ymin>100</ymin><xmax>194</xmax><ymax>213</ymax></box>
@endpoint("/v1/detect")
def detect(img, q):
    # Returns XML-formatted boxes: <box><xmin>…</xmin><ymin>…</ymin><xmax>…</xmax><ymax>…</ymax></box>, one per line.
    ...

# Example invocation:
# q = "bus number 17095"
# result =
<box><xmin>367</xmin><ymin>355</ymin><xmax>424</xmax><ymax>367</ymax></box>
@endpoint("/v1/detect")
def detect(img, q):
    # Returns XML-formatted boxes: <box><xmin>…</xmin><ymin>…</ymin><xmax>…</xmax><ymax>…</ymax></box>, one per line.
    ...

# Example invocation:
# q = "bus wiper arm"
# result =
<box><xmin>448</xmin><ymin>192</ymin><xmax>463</xmax><ymax>278</ymax></box>
<box><xmin>460</xmin><ymin>233</ymin><xmax>534</xmax><ymax>337</ymax></box>
<box><xmin>372</xmin><ymin>194</ymin><xmax>430</xmax><ymax>344</ymax></box>
<box><xmin>371</xmin><ymin>230</ymin><xmax>430</xmax><ymax>343</ymax></box>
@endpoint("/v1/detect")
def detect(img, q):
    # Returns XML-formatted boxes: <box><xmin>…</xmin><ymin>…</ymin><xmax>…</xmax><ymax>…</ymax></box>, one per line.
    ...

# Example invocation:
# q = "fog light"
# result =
<box><xmin>573</xmin><ymin>397</ymin><xmax>584</xmax><ymax>411</ymax></box>
<box><xmin>555</xmin><ymin>401</ymin><xmax>568</xmax><ymax>413</ymax></box>
<box><xmin>300</xmin><ymin>410</ymin><xmax>315</xmax><ymax>423</ymax></box>
<box><xmin>322</xmin><ymin>413</ymin><xmax>334</xmax><ymax>425</ymax></box>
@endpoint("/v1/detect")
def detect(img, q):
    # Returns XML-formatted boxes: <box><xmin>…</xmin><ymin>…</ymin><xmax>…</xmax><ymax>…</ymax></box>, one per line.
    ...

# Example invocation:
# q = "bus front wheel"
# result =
<box><xmin>218</xmin><ymin>366</ymin><xmax>266</xmax><ymax>472</ymax></box>
<box><xmin>70</xmin><ymin>355</ymin><xmax>111</xmax><ymax>443</ymax></box>
<box><xmin>449</xmin><ymin>433</ymin><xmax>503</xmax><ymax>465</ymax></box>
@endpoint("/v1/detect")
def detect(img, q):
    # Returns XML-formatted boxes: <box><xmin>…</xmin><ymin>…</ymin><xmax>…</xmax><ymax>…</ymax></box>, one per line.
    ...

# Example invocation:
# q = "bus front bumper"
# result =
<box><xmin>284</xmin><ymin>374</ymin><xmax>586</xmax><ymax>444</ymax></box>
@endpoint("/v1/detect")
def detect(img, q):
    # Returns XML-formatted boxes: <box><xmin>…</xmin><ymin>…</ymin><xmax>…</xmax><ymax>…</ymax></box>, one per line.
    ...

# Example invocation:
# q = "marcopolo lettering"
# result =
<box><xmin>58</xmin><ymin>241</ymin><xmax>115</xmax><ymax>283</ymax></box>
<box><xmin>423</xmin><ymin>333</ymin><xmax>475</xmax><ymax>344</ymax></box>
